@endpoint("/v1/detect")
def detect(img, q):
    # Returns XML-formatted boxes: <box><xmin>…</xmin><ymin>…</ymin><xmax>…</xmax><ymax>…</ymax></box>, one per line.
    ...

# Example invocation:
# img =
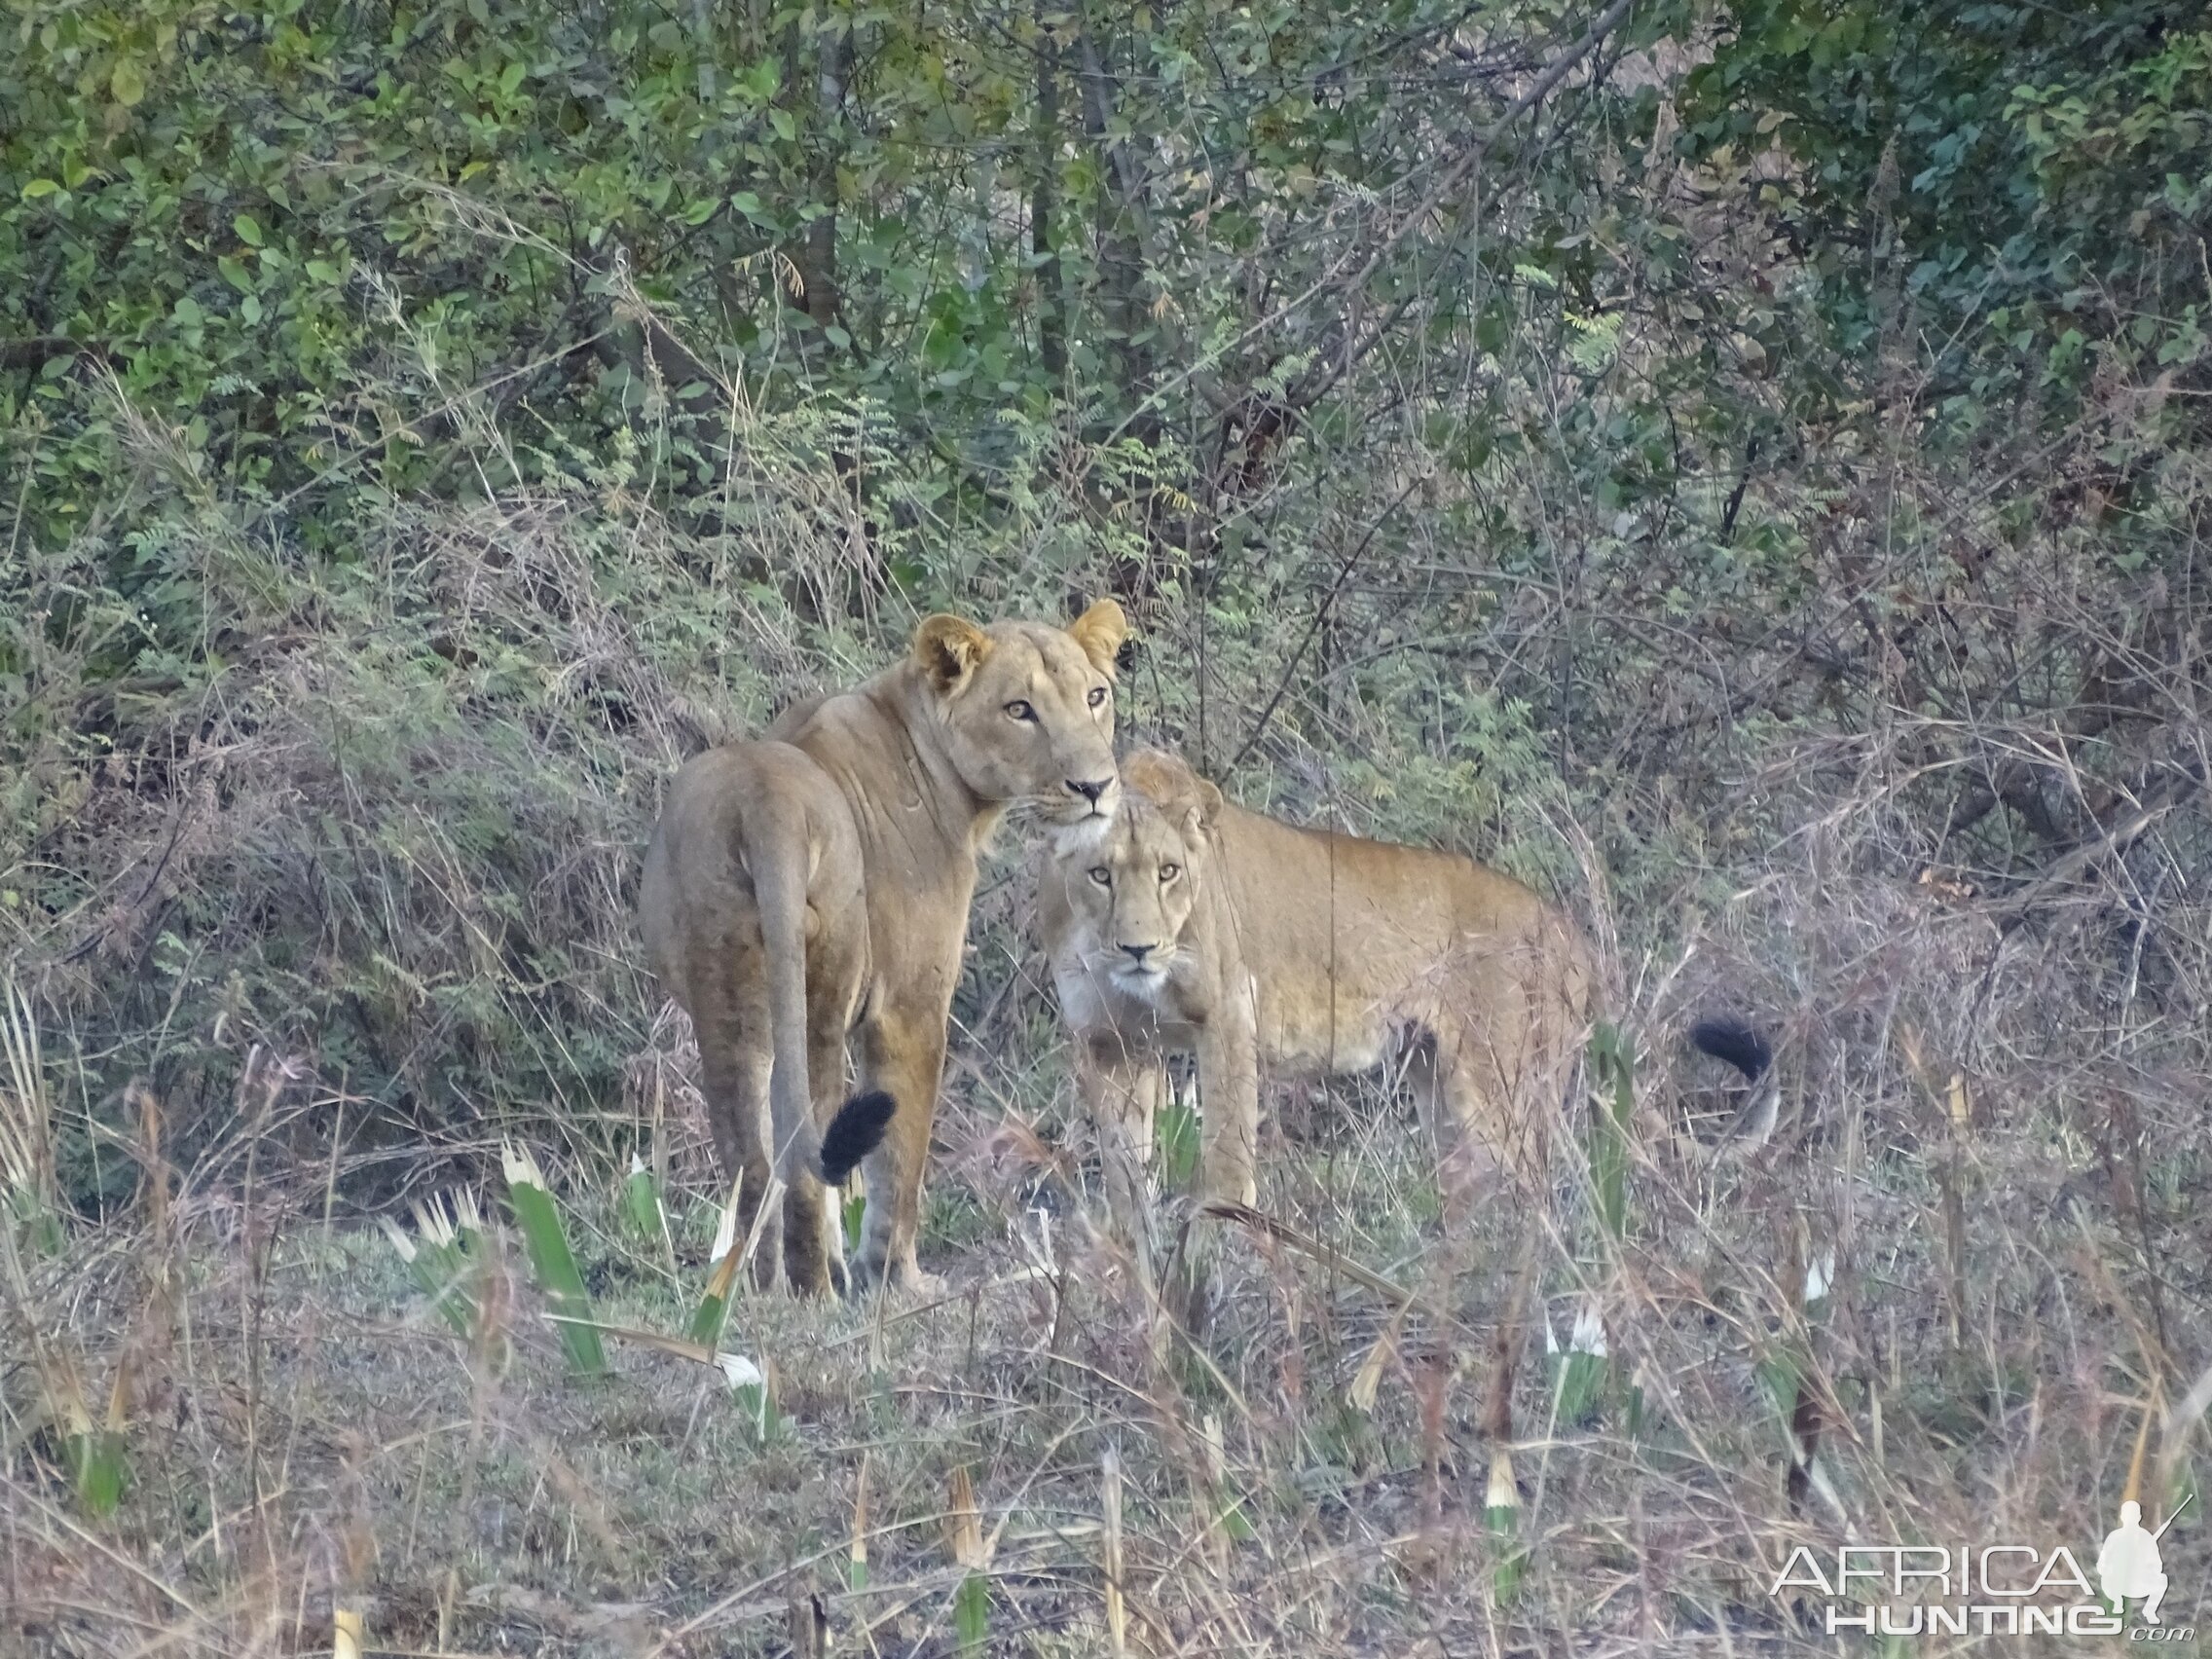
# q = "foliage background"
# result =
<box><xmin>3</xmin><ymin>0</ymin><xmax>2209</xmax><ymax>1650</ymax></box>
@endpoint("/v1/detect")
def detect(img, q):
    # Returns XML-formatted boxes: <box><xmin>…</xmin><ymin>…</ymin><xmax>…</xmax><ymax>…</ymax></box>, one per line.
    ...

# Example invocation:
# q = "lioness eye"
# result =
<box><xmin>1088</xmin><ymin>866</ymin><xmax>1112</xmax><ymax>887</ymax></box>
<box><xmin>1005</xmin><ymin>699</ymin><xmax>1036</xmax><ymax>721</ymax></box>
<box><xmin>1087</xmin><ymin>685</ymin><xmax>1108</xmax><ymax>709</ymax></box>
<box><xmin>1159</xmin><ymin>863</ymin><xmax>1180</xmax><ymax>882</ymax></box>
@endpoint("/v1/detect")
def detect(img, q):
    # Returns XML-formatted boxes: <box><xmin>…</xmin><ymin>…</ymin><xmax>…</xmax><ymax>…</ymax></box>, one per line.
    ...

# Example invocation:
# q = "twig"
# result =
<box><xmin>1988</xmin><ymin>763</ymin><xmax>2203</xmax><ymax>930</ymax></box>
<box><xmin>1196</xmin><ymin>1199</ymin><xmax>1444</xmax><ymax>1318</ymax></box>
<box><xmin>1231</xmin><ymin>476</ymin><xmax>1422</xmax><ymax>768</ymax></box>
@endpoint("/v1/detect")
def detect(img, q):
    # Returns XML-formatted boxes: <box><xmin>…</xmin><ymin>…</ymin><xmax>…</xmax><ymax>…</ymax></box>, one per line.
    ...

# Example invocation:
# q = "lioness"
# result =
<box><xmin>1038</xmin><ymin>750</ymin><xmax>1766</xmax><ymax>1269</ymax></box>
<box><xmin>1039</xmin><ymin>749</ymin><xmax>1593</xmax><ymax>1261</ymax></box>
<box><xmin>642</xmin><ymin>602</ymin><xmax>1126</xmax><ymax>1296</ymax></box>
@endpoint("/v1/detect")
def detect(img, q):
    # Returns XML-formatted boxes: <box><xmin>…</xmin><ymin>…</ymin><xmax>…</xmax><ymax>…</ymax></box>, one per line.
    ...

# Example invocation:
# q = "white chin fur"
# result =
<box><xmin>1112</xmin><ymin>965</ymin><xmax>1169</xmax><ymax>994</ymax></box>
<box><xmin>1046</xmin><ymin>811</ymin><xmax>1116</xmax><ymax>856</ymax></box>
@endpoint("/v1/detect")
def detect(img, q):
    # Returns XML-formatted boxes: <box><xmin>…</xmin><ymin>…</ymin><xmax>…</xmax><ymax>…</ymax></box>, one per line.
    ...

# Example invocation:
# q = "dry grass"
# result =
<box><xmin>5</xmin><ymin>782</ymin><xmax>2206</xmax><ymax>1654</ymax></box>
<box><xmin>5</xmin><ymin>282</ymin><xmax>2209</xmax><ymax>1653</ymax></box>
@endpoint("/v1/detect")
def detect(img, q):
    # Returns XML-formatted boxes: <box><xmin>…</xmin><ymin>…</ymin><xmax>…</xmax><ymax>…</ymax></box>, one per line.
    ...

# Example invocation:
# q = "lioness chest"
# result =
<box><xmin>1052</xmin><ymin>959</ymin><xmax>1209</xmax><ymax>1059</ymax></box>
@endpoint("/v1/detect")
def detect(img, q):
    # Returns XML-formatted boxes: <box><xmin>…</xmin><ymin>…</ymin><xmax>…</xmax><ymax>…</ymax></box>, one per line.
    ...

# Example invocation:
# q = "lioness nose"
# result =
<box><xmin>1065</xmin><ymin>777</ymin><xmax>1112</xmax><ymax>805</ymax></box>
<box><xmin>1120</xmin><ymin>943</ymin><xmax>1153</xmax><ymax>964</ymax></box>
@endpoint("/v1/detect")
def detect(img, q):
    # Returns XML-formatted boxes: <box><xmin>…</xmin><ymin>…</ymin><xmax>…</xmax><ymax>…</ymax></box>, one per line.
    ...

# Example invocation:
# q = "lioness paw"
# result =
<box><xmin>850</xmin><ymin>1254</ymin><xmax>948</xmax><ymax>1301</ymax></box>
<box><xmin>888</xmin><ymin>1263</ymin><xmax>949</xmax><ymax>1301</ymax></box>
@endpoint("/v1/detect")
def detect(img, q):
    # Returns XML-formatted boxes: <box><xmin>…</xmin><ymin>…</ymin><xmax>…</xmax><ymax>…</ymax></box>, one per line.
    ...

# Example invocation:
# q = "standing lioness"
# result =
<box><xmin>1037</xmin><ymin>748</ymin><xmax>1601</xmax><ymax>1266</ymax></box>
<box><xmin>643</xmin><ymin>603</ymin><xmax>1125</xmax><ymax>1296</ymax></box>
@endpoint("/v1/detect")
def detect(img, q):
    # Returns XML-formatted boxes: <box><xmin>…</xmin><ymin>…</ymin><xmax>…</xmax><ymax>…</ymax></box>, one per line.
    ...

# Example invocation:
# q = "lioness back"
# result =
<box><xmin>1203</xmin><ymin>801</ymin><xmax>1589</xmax><ymax>1072</ymax></box>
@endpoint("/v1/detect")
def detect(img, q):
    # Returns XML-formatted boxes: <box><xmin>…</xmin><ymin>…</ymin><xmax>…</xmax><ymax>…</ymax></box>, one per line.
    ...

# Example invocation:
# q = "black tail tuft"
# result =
<box><xmin>819</xmin><ymin>1090</ymin><xmax>897</xmax><ymax>1185</ymax></box>
<box><xmin>1688</xmin><ymin>1016</ymin><xmax>1772</xmax><ymax>1082</ymax></box>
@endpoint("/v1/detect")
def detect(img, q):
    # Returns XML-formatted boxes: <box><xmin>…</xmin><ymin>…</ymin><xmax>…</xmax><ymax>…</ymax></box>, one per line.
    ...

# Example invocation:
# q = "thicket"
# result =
<box><xmin>7</xmin><ymin>0</ymin><xmax>2203</xmax><ymax>1167</ymax></box>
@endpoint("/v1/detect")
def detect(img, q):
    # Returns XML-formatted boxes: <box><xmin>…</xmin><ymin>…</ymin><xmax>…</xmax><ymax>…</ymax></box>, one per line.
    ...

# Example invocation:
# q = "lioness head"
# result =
<box><xmin>1058</xmin><ymin>749</ymin><xmax>1224</xmax><ymax>991</ymax></box>
<box><xmin>909</xmin><ymin>600</ymin><xmax>1127</xmax><ymax>828</ymax></box>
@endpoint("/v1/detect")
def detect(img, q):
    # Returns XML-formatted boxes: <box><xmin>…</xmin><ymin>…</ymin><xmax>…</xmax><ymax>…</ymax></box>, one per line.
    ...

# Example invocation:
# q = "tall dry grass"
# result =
<box><xmin>3</xmin><ymin>267</ymin><xmax>2208</xmax><ymax>1653</ymax></box>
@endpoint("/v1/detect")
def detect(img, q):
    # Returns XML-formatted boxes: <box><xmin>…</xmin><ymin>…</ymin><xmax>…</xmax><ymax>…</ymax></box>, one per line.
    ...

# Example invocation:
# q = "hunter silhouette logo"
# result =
<box><xmin>2100</xmin><ymin>1495</ymin><xmax>2191</xmax><ymax>1628</ymax></box>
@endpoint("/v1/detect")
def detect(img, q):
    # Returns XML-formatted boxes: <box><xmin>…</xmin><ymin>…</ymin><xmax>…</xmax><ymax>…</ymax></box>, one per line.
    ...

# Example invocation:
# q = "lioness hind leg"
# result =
<box><xmin>783</xmin><ymin>914</ymin><xmax>866</xmax><ymax>1299</ymax></box>
<box><xmin>783</xmin><ymin>1175</ymin><xmax>832</xmax><ymax>1298</ymax></box>
<box><xmin>686</xmin><ymin>930</ymin><xmax>784</xmax><ymax>1291</ymax></box>
<box><xmin>849</xmin><ymin>1008</ymin><xmax>951</xmax><ymax>1298</ymax></box>
<box><xmin>1424</xmin><ymin>1030</ymin><xmax>1549</xmax><ymax>1465</ymax></box>
<box><xmin>1428</xmin><ymin>997</ymin><xmax>1568</xmax><ymax>1213</ymax></box>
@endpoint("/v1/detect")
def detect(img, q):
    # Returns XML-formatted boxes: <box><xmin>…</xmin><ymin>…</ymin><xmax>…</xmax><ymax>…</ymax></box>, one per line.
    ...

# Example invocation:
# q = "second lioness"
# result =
<box><xmin>1037</xmin><ymin>749</ymin><xmax>1599</xmax><ymax>1262</ymax></box>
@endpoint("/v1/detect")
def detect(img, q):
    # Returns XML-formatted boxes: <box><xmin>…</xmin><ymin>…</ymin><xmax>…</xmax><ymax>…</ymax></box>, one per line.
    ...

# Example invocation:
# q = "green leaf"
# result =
<box><xmin>502</xmin><ymin>1143</ymin><xmax>608</xmax><ymax>1378</ymax></box>
<box><xmin>109</xmin><ymin>59</ymin><xmax>146</xmax><ymax>108</ymax></box>
<box><xmin>722</xmin><ymin>1355</ymin><xmax>783</xmax><ymax>1443</ymax></box>
<box><xmin>1585</xmin><ymin>1022</ymin><xmax>1635</xmax><ymax>1241</ymax></box>
<box><xmin>63</xmin><ymin>1429</ymin><xmax>129</xmax><ymax>1517</ymax></box>
<box><xmin>841</xmin><ymin>1183</ymin><xmax>866</xmax><ymax>1257</ymax></box>
<box><xmin>1218</xmin><ymin>1493</ymin><xmax>1255</xmax><ymax>1541</ymax></box>
<box><xmin>621</xmin><ymin>1153</ymin><xmax>665</xmax><ymax>1242</ymax></box>
<box><xmin>690</xmin><ymin>1242</ymin><xmax>742</xmax><ymax>1347</ymax></box>
<box><xmin>19</xmin><ymin>179</ymin><xmax>61</xmax><ymax>201</ymax></box>
<box><xmin>234</xmin><ymin>214</ymin><xmax>264</xmax><ymax>247</ymax></box>
<box><xmin>1484</xmin><ymin>1449</ymin><xmax>1524</xmax><ymax>1604</ymax></box>
<box><xmin>8</xmin><ymin>1185</ymin><xmax>64</xmax><ymax>1256</ymax></box>
<box><xmin>1155</xmin><ymin>1091</ymin><xmax>1198</xmax><ymax>1191</ymax></box>
<box><xmin>379</xmin><ymin>1195</ymin><xmax>483</xmax><ymax>1338</ymax></box>
<box><xmin>954</xmin><ymin>1572</ymin><xmax>990</xmax><ymax>1655</ymax></box>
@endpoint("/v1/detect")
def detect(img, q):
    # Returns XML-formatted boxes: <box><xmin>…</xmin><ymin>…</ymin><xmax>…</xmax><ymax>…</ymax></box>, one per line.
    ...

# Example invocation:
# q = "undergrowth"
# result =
<box><xmin>4</xmin><ymin>234</ymin><xmax>2209</xmax><ymax>1653</ymax></box>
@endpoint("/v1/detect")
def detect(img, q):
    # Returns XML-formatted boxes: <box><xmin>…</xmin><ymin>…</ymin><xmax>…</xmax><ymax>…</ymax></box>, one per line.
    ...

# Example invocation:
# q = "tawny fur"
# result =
<box><xmin>641</xmin><ymin>603</ymin><xmax>1126</xmax><ymax>1296</ymax></box>
<box><xmin>1036</xmin><ymin>748</ymin><xmax>1596</xmax><ymax>1268</ymax></box>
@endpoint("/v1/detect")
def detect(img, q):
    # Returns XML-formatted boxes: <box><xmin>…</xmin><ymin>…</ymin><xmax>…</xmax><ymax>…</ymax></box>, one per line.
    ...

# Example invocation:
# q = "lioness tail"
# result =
<box><xmin>1687</xmin><ymin>1015</ymin><xmax>1770</xmax><ymax>1081</ymax></box>
<box><xmin>819</xmin><ymin>1090</ymin><xmax>896</xmax><ymax>1186</ymax></box>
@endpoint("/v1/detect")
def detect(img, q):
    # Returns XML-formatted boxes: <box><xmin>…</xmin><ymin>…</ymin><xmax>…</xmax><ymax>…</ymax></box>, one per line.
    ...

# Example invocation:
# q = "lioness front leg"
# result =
<box><xmin>1194</xmin><ymin>1005</ymin><xmax>1260</xmax><ymax>1210</ymax></box>
<box><xmin>1074</xmin><ymin>1035</ymin><xmax>1165</xmax><ymax>1287</ymax></box>
<box><xmin>1177</xmin><ymin>1007</ymin><xmax>1260</xmax><ymax>1341</ymax></box>
<box><xmin>850</xmin><ymin>1008</ymin><xmax>950</xmax><ymax>1297</ymax></box>
<box><xmin>781</xmin><ymin>1014</ymin><xmax>854</xmax><ymax>1299</ymax></box>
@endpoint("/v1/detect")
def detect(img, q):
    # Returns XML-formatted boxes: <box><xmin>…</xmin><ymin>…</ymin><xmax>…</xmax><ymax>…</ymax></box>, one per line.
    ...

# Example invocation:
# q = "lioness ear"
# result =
<box><xmin>1178</xmin><ymin>778</ymin><xmax>1224</xmax><ymax>836</ymax></box>
<box><xmin>1195</xmin><ymin>777</ymin><xmax>1225</xmax><ymax>830</ymax></box>
<box><xmin>912</xmin><ymin>613</ymin><xmax>992</xmax><ymax>694</ymax></box>
<box><xmin>1066</xmin><ymin>599</ymin><xmax>1128</xmax><ymax>677</ymax></box>
<box><xmin>1124</xmin><ymin>749</ymin><xmax>1223</xmax><ymax>832</ymax></box>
